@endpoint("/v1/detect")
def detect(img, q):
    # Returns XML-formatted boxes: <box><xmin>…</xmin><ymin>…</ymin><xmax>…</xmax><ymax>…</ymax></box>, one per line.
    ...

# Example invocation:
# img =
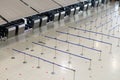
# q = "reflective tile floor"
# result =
<box><xmin>0</xmin><ymin>3</ymin><xmax>120</xmax><ymax>80</ymax></box>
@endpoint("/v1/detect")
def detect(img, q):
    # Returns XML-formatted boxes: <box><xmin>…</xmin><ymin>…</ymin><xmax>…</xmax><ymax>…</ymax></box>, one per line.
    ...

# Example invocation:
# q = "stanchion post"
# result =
<box><xmin>92</xmin><ymin>40</ymin><xmax>95</xmax><ymax>48</ymax></box>
<box><xmin>117</xmin><ymin>39</ymin><xmax>120</xmax><ymax>47</ymax></box>
<box><xmin>81</xmin><ymin>46</ymin><xmax>84</xmax><ymax>55</ymax></box>
<box><xmin>23</xmin><ymin>55</ymin><xmax>27</xmax><ymax>64</ymax></box>
<box><xmin>11</xmin><ymin>48</ymin><xmax>15</xmax><ymax>59</ymax></box>
<box><xmin>88</xmin><ymin>60</ymin><xmax>92</xmax><ymax>70</ymax></box>
<box><xmin>51</xmin><ymin>63</ymin><xmax>55</xmax><ymax>75</ymax></box>
<box><xmin>73</xmin><ymin>70</ymin><xmax>76</xmax><ymax>80</ymax></box>
<box><xmin>36</xmin><ymin>59</ymin><xmax>40</xmax><ymax>69</ymax></box>
<box><xmin>98</xmin><ymin>52</ymin><xmax>102</xmax><ymax>61</ymax></box>
<box><xmin>66</xmin><ymin>29</ymin><xmax>70</xmax><ymax>51</ymax></box>
<box><xmin>68</xmin><ymin>53</ymin><xmax>72</xmax><ymax>64</ymax></box>
<box><xmin>109</xmin><ymin>44</ymin><xmax>112</xmax><ymax>54</ymax></box>
<box><xmin>53</xmin><ymin>37</ymin><xmax>57</xmax><ymax>59</ymax></box>
<box><xmin>41</xmin><ymin>42</ymin><xmax>45</xmax><ymax>55</ymax></box>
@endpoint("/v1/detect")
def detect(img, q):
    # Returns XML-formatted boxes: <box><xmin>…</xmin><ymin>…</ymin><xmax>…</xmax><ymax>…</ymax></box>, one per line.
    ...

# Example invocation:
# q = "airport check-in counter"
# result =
<box><xmin>0</xmin><ymin>19</ymin><xmax>26</xmax><ymax>38</ymax></box>
<box><xmin>97</xmin><ymin>0</ymin><xmax>102</xmax><ymax>5</ymax></box>
<box><xmin>65</xmin><ymin>5</ymin><xmax>76</xmax><ymax>16</ymax></box>
<box><xmin>87</xmin><ymin>0</ymin><xmax>92</xmax><ymax>9</ymax></box>
<box><xmin>83</xmin><ymin>1</ymin><xmax>89</xmax><ymax>11</ymax></box>
<box><xmin>0</xmin><ymin>24</ymin><xmax>16</xmax><ymax>38</ymax></box>
<box><xmin>25</xmin><ymin>15</ymin><xmax>41</xmax><ymax>29</ymax></box>
<box><xmin>77</xmin><ymin>1</ymin><xmax>90</xmax><ymax>11</ymax></box>
<box><xmin>95</xmin><ymin>0</ymin><xmax>99</xmax><ymax>7</ymax></box>
<box><xmin>102</xmin><ymin>0</ymin><xmax>108</xmax><ymax>4</ymax></box>
<box><xmin>99</xmin><ymin>0</ymin><xmax>102</xmax><ymax>5</ymax></box>
<box><xmin>53</xmin><ymin>0</ymin><xmax>79</xmax><ymax>17</ymax></box>
<box><xmin>101</xmin><ymin>0</ymin><xmax>105</xmax><ymax>4</ymax></box>
<box><xmin>22</xmin><ymin>0</ymin><xmax>61</xmax><ymax>28</ymax></box>
<box><xmin>0</xmin><ymin>0</ymin><xmax>36</xmax><ymax>38</ymax></box>
<box><xmin>0</xmin><ymin>19</ymin><xmax>6</xmax><ymax>39</ymax></box>
<box><xmin>91</xmin><ymin>0</ymin><xmax>95</xmax><ymax>7</ymax></box>
<box><xmin>6</xmin><ymin>25</ymin><xmax>16</xmax><ymax>38</ymax></box>
<box><xmin>25</xmin><ymin>14</ymin><xmax>49</xmax><ymax>29</ymax></box>
<box><xmin>91</xmin><ymin>0</ymin><xmax>99</xmax><ymax>7</ymax></box>
<box><xmin>0</xmin><ymin>0</ymin><xmax>106</xmax><ymax>39</ymax></box>
<box><xmin>75</xmin><ymin>4</ymin><xmax>81</xmax><ymax>14</ymax></box>
<box><xmin>57</xmin><ymin>8</ymin><xmax>66</xmax><ymax>20</ymax></box>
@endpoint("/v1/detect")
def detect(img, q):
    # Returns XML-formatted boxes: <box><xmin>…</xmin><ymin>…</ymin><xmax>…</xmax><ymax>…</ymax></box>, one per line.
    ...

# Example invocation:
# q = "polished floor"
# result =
<box><xmin>0</xmin><ymin>3</ymin><xmax>120</xmax><ymax>80</ymax></box>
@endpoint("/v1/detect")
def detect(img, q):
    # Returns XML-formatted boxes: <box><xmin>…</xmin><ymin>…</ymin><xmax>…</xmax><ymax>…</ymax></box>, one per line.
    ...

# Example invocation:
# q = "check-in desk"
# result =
<box><xmin>25</xmin><ymin>15</ymin><xmax>41</xmax><ymax>29</ymax></box>
<box><xmin>0</xmin><ymin>0</ymin><xmax>36</xmax><ymax>38</ymax></box>
<box><xmin>91</xmin><ymin>0</ymin><xmax>99</xmax><ymax>7</ymax></box>
<box><xmin>6</xmin><ymin>26</ymin><xmax>16</xmax><ymax>38</ymax></box>
<box><xmin>75</xmin><ymin>6</ymin><xmax>80</xmax><ymax>14</ymax></box>
<box><xmin>23</xmin><ymin>0</ymin><xmax>61</xmax><ymax>22</ymax></box>
<box><xmin>102</xmin><ymin>0</ymin><xmax>108</xmax><ymax>4</ymax></box>
<box><xmin>0</xmin><ymin>19</ymin><xmax>6</xmax><ymax>39</ymax></box>
<box><xmin>83</xmin><ymin>1</ymin><xmax>89</xmax><ymax>11</ymax></box>
<box><xmin>0</xmin><ymin>0</ymin><xmax>106</xmax><ymax>39</ymax></box>
<box><xmin>15</xmin><ymin>19</ymin><xmax>26</xmax><ymax>35</ymax></box>
<box><xmin>0</xmin><ymin>19</ymin><xmax>26</xmax><ymax>38</ymax></box>
<box><xmin>53</xmin><ymin>0</ymin><xmax>79</xmax><ymax>16</ymax></box>
<box><xmin>87</xmin><ymin>0</ymin><xmax>92</xmax><ymax>9</ymax></box>
<box><xmin>95</xmin><ymin>0</ymin><xmax>99</xmax><ymax>7</ymax></box>
<box><xmin>40</xmin><ymin>16</ymin><xmax>48</xmax><ymax>27</ymax></box>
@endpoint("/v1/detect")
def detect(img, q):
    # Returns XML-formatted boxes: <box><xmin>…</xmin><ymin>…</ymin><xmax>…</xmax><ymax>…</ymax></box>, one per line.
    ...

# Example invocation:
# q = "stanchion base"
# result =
<box><xmin>66</xmin><ymin>49</ymin><xmax>69</xmax><ymax>51</ymax></box>
<box><xmin>98</xmin><ymin>59</ymin><xmax>102</xmax><ymax>61</ymax></box>
<box><xmin>68</xmin><ymin>61</ymin><xmax>71</xmax><ymax>64</ymax></box>
<box><xmin>88</xmin><ymin>68</ymin><xmax>92</xmax><ymax>71</ymax></box>
<box><xmin>81</xmin><ymin>53</ymin><xmax>83</xmax><ymax>56</ymax></box>
<box><xmin>117</xmin><ymin>45</ymin><xmax>119</xmax><ymax>47</ymax></box>
<box><xmin>36</xmin><ymin>66</ymin><xmax>40</xmax><ymax>69</ymax></box>
<box><xmin>53</xmin><ymin>57</ymin><xmax>57</xmax><ymax>59</ymax></box>
<box><xmin>26</xmin><ymin>48</ymin><xmax>29</xmax><ymax>50</ymax></box>
<box><xmin>31</xmin><ymin>49</ymin><xmax>34</xmax><ymax>52</ymax></box>
<box><xmin>23</xmin><ymin>61</ymin><xmax>27</xmax><ymax>64</ymax></box>
<box><xmin>41</xmin><ymin>53</ymin><xmax>44</xmax><ymax>55</ymax></box>
<box><xmin>51</xmin><ymin>72</ymin><xmax>55</xmax><ymax>75</ymax></box>
<box><xmin>11</xmin><ymin>57</ymin><xmax>15</xmax><ymax>59</ymax></box>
